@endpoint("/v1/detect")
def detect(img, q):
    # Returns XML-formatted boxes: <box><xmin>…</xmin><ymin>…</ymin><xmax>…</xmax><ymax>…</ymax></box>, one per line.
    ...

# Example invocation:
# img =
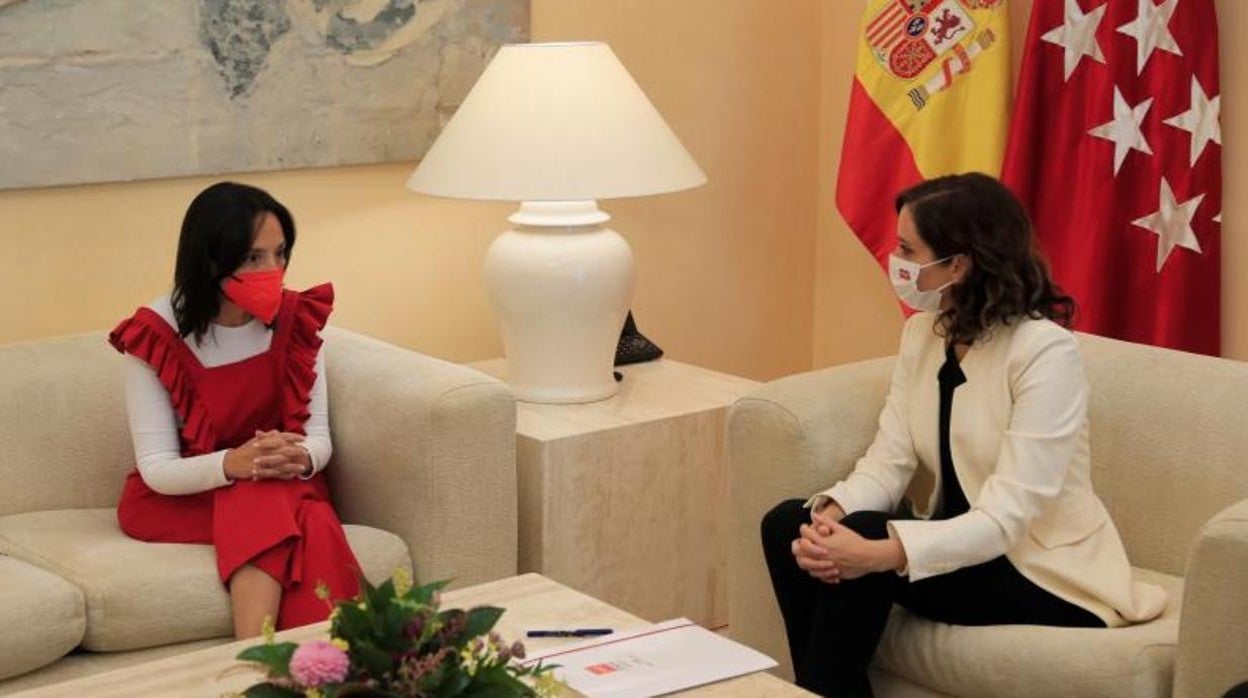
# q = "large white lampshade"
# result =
<box><xmin>407</xmin><ymin>41</ymin><xmax>705</xmax><ymax>201</ymax></box>
<box><xmin>407</xmin><ymin>41</ymin><xmax>706</xmax><ymax>403</ymax></box>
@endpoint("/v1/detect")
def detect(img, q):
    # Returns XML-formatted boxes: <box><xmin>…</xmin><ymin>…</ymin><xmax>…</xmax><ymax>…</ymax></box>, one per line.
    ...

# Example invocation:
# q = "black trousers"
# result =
<box><xmin>760</xmin><ymin>499</ymin><xmax>1104</xmax><ymax>698</ymax></box>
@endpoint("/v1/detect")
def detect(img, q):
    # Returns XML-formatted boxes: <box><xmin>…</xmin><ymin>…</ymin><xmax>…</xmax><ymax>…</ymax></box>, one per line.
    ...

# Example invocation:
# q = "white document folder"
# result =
<box><xmin>520</xmin><ymin>618</ymin><xmax>779</xmax><ymax>697</ymax></box>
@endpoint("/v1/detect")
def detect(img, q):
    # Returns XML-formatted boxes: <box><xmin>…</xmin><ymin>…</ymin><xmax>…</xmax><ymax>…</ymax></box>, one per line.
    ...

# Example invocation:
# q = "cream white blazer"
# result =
<box><xmin>814</xmin><ymin>312</ymin><xmax>1166</xmax><ymax>626</ymax></box>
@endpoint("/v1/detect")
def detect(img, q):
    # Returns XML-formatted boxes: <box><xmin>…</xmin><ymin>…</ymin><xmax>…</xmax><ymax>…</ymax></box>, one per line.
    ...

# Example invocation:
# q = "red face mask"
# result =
<box><xmin>221</xmin><ymin>268</ymin><xmax>284</xmax><ymax>323</ymax></box>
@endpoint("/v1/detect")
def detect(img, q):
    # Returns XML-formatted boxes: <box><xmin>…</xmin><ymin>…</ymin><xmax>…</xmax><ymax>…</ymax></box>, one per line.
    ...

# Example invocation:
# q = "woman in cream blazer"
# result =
<box><xmin>760</xmin><ymin>174</ymin><xmax>1166</xmax><ymax>698</ymax></box>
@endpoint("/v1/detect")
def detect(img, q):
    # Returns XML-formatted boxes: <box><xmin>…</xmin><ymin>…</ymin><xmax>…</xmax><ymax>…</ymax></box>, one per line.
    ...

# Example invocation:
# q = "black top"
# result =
<box><xmin>936</xmin><ymin>343</ymin><xmax>970</xmax><ymax>519</ymax></box>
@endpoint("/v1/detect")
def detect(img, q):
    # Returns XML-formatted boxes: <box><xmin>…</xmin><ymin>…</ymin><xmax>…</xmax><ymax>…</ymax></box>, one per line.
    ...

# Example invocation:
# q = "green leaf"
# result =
<box><xmin>382</xmin><ymin>604</ymin><xmax>410</xmax><ymax>645</ymax></box>
<box><xmin>241</xmin><ymin>682</ymin><xmax>304</xmax><ymax>698</ymax></box>
<box><xmin>431</xmin><ymin>670</ymin><xmax>472</xmax><ymax>697</ymax></box>
<box><xmin>366</xmin><ymin>578</ymin><xmax>396</xmax><ymax>629</ymax></box>
<box><xmin>415</xmin><ymin>668</ymin><xmax>444</xmax><ymax>696</ymax></box>
<box><xmin>466</xmin><ymin>666</ymin><xmax>537</xmax><ymax>698</ymax></box>
<box><xmin>336</xmin><ymin>603</ymin><xmax>374</xmax><ymax>642</ymax></box>
<box><xmin>334</xmin><ymin>683</ymin><xmax>398</xmax><ymax>698</ymax></box>
<box><xmin>350</xmin><ymin>638</ymin><xmax>396</xmax><ymax>679</ymax></box>
<box><xmin>373</xmin><ymin>578</ymin><xmax>396</xmax><ymax>604</ymax></box>
<box><xmin>529</xmin><ymin>661</ymin><xmax>560</xmax><ymax>676</ymax></box>
<box><xmin>461</xmin><ymin>606</ymin><xmax>504</xmax><ymax>641</ymax></box>
<box><xmin>236</xmin><ymin>642</ymin><xmax>299</xmax><ymax>678</ymax></box>
<box><xmin>463</xmin><ymin>681</ymin><xmax>534</xmax><ymax>698</ymax></box>
<box><xmin>409</xmin><ymin>579</ymin><xmax>450</xmax><ymax>605</ymax></box>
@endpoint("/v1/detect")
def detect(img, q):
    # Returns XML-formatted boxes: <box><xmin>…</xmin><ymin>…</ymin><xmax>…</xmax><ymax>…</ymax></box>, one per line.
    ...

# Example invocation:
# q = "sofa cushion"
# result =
<box><xmin>0</xmin><ymin>554</ymin><xmax>86</xmax><ymax>680</ymax></box>
<box><xmin>874</xmin><ymin>568</ymin><xmax>1182</xmax><ymax>698</ymax></box>
<box><xmin>0</xmin><ymin>509</ymin><xmax>412</xmax><ymax>652</ymax></box>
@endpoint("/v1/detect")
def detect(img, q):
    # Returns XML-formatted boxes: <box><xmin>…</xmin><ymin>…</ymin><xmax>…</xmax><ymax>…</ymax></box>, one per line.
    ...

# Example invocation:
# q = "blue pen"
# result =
<box><xmin>526</xmin><ymin>628</ymin><xmax>614</xmax><ymax>638</ymax></box>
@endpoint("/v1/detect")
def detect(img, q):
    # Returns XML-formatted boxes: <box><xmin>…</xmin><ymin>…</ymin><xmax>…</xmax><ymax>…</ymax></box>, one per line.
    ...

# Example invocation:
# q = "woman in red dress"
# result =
<box><xmin>109</xmin><ymin>182</ymin><xmax>361</xmax><ymax>637</ymax></box>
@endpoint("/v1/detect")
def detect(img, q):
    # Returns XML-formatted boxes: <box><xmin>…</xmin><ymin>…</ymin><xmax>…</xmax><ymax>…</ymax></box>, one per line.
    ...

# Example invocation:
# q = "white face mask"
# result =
<box><xmin>889</xmin><ymin>254</ymin><xmax>954</xmax><ymax>312</ymax></box>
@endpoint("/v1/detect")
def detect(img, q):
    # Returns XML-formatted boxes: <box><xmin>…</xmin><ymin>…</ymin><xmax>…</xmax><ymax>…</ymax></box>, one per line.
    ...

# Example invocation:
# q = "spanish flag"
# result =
<box><xmin>836</xmin><ymin>0</ymin><xmax>1011</xmax><ymax>268</ymax></box>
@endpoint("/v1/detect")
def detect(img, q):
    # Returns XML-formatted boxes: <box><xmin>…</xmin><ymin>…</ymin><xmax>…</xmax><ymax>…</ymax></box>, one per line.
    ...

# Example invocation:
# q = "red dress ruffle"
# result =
<box><xmin>275</xmin><ymin>283</ymin><xmax>333</xmax><ymax>435</ymax></box>
<box><xmin>109</xmin><ymin>308</ymin><xmax>215</xmax><ymax>457</ymax></box>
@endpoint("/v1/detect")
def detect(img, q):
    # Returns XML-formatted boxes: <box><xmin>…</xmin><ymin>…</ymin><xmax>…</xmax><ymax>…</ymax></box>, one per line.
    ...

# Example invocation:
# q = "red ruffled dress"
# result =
<box><xmin>108</xmin><ymin>284</ymin><xmax>361</xmax><ymax>629</ymax></box>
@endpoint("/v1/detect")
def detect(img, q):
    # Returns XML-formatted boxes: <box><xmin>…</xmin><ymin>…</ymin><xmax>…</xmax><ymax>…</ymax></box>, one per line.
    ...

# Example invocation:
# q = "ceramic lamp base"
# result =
<box><xmin>484</xmin><ymin>200</ymin><xmax>635</xmax><ymax>404</ymax></box>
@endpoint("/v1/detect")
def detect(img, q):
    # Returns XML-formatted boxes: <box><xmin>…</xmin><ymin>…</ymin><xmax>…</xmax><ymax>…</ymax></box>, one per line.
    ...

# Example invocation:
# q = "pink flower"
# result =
<box><xmin>289</xmin><ymin>641</ymin><xmax>349</xmax><ymax>687</ymax></box>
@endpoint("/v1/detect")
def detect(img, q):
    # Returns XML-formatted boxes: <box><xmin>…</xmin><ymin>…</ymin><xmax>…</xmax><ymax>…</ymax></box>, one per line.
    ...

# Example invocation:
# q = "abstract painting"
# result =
<box><xmin>0</xmin><ymin>0</ymin><xmax>529</xmax><ymax>189</ymax></box>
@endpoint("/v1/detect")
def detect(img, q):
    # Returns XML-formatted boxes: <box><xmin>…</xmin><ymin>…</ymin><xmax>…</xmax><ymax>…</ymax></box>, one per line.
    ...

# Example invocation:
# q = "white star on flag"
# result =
<box><xmin>1089</xmin><ymin>86</ymin><xmax>1153</xmax><ymax>175</ymax></box>
<box><xmin>1213</xmin><ymin>212</ymin><xmax>1222</xmax><ymax>224</ymax></box>
<box><xmin>1042</xmin><ymin>0</ymin><xmax>1107</xmax><ymax>81</ymax></box>
<box><xmin>1163</xmin><ymin>76</ymin><xmax>1221</xmax><ymax>166</ymax></box>
<box><xmin>1132</xmin><ymin>177</ymin><xmax>1205</xmax><ymax>272</ymax></box>
<box><xmin>1117</xmin><ymin>0</ymin><xmax>1183</xmax><ymax>75</ymax></box>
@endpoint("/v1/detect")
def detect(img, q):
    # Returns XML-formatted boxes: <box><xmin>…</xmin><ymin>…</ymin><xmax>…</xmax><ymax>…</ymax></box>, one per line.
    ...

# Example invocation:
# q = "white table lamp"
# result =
<box><xmin>407</xmin><ymin>41</ymin><xmax>705</xmax><ymax>404</ymax></box>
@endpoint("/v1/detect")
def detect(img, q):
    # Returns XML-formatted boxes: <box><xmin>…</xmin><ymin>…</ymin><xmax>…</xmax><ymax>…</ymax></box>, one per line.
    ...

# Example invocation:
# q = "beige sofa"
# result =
<box><xmin>0</xmin><ymin>327</ymin><xmax>518</xmax><ymax>692</ymax></box>
<box><xmin>727</xmin><ymin>332</ymin><xmax>1248</xmax><ymax>698</ymax></box>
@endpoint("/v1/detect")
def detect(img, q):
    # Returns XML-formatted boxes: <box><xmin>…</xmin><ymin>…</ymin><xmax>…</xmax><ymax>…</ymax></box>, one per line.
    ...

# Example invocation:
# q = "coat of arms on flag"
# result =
<box><xmin>836</xmin><ymin>0</ymin><xmax>1010</xmax><ymax>272</ymax></box>
<box><xmin>865</xmin><ymin>0</ymin><xmax>1003</xmax><ymax>111</ymax></box>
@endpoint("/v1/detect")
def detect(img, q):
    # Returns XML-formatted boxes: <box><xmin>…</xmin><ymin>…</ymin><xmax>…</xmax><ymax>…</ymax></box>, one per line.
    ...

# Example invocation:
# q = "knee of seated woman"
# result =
<box><xmin>838</xmin><ymin>510</ymin><xmax>893</xmax><ymax>540</ymax></box>
<box><xmin>760</xmin><ymin>499</ymin><xmax>808</xmax><ymax>538</ymax></box>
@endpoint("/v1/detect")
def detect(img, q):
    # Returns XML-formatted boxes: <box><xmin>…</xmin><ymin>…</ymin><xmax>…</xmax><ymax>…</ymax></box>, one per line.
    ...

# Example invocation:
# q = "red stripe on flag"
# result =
<box><xmin>867</xmin><ymin>5</ymin><xmax>905</xmax><ymax>36</ymax></box>
<box><xmin>868</xmin><ymin>20</ymin><xmax>902</xmax><ymax>45</ymax></box>
<box><xmin>836</xmin><ymin>78</ymin><xmax>924</xmax><ymax>275</ymax></box>
<box><xmin>868</xmin><ymin>18</ymin><xmax>904</xmax><ymax>45</ymax></box>
<box><xmin>873</xmin><ymin>27</ymin><xmax>904</xmax><ymax>49</ymax></box>
<box><xmin>868</xmin><ymin>14</ymin><xmax>904</xmax><ymax>42</ymax></box>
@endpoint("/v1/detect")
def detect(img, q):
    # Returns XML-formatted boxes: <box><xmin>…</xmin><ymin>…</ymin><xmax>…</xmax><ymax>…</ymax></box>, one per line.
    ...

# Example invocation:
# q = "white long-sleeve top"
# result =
<box><xmin>123</xmin><ymin>296</ymin><xmax>332</xmax><ymax>496</ymax></box>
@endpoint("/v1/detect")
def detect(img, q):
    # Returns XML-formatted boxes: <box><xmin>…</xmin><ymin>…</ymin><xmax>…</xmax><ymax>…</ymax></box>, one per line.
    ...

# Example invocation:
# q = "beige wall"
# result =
<box><xmin>0</xmin><ymin>165</ymin><xmax>512</xmax><ymax>361</ymax></box>
<box><xmin>1218</xmin><ymin>0</ymin><xmax>1248</xmax><ymax>361</ymax></box>
<box><xmin>812</xmin><ymin>0</ymin><xmax>904</xmax><ymax>368</ymax></box>
<box><xmin>531</xmin><ymin>0</ymin><xmax>822</xmax><ymax>380</ymax></box>
<box><xmin>0</xmin><ymin>0</ymin><xmax>820</xmax><ymax>382</ymax></box>
<box><xmin>0</xmin><ymin>0</ymin><xmax>1242</xmax><ymax>381</ymax></box>
<box><xmin>814</xmin><ymin>0</ymin><xmax>1248</xmax><ymax>367</ymax></box>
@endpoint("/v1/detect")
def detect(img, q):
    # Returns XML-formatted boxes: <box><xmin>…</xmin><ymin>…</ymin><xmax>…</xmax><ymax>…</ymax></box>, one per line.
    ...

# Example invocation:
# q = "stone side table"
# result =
<box><xmin>469</xmin><ymin>358</ymin><xmax>759</xmax><ymax>628</ymax></box>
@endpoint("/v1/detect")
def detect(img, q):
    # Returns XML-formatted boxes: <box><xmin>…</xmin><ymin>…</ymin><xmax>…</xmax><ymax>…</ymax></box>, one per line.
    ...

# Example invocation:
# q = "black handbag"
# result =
<box><xmin>615</xmin><ymin>311</ymin><xmax>664</xmax><ymax>366</ymax></box>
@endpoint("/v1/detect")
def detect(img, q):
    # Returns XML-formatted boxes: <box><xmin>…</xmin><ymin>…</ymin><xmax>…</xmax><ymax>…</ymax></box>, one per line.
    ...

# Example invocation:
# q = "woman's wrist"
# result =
<box><xmin>812</xmin><ymin>497</ymin><xmax>846</xmax><ymax>521</ymax></box>
<box><xmin>222</xmin><ymin>447</ymin><xmax>248</xmax><ymax>481</ymax></box>
<box><xmin>877</xmin><ymin>537</ymin><xmax>907</xmax><ymax>573</ymax></box>
<box><xmin>888</xmin><ymin>534</ymin><xmax>908</xmax><ymax>574</ymax></box>
<box><xmin>297</xmin><ymin>444</ymin><xmax>315</xmax><ymax>478</ymax></box>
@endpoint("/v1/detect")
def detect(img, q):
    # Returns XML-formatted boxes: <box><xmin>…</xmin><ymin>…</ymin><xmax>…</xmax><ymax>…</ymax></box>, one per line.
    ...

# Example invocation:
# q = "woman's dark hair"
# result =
<box><xmin>172</xmin><ymin>181</ymin><xmax>295</xmax><ymax>343</ymax></box>
<box><xmin>895</xmin><ymin>173</ymin><xmax>1074</xmax><ymax>346</ymax></box>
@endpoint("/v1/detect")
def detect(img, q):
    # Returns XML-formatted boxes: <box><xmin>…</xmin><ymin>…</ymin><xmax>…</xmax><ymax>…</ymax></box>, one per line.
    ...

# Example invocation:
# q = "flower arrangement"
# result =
<box><xmin>236</xmin><ymin>570</ymin><xmax>560</xmax><ymax>697</ymax></box>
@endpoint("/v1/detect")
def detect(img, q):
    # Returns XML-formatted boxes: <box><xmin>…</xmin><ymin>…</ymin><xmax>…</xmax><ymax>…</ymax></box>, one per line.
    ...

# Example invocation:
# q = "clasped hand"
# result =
<box><xmin>790</xmin><ymin>508</ymin><xmax>906</xmax><ymax>584</ymax></box>
<box><xmin>224</xmin><ymin>430</ymin><xmax>310</xmax><ymax>482</ymax></box>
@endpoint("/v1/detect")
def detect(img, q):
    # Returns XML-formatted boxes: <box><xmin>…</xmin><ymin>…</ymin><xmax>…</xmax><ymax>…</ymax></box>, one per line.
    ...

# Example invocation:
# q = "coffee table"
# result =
<box><xmin>12</xmin><ymin>574</ymin><xmax>810</xmax><ymax>697</ymax></box>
